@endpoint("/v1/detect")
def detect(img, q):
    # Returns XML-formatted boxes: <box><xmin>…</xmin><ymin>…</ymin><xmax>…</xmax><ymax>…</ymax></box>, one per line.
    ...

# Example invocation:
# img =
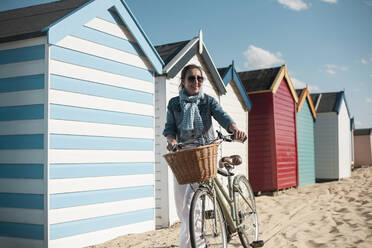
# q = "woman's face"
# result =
<box><xmin>182</xmin><ymin>68</ymin><xmax>204</xmax><ymax>96</ymax></box>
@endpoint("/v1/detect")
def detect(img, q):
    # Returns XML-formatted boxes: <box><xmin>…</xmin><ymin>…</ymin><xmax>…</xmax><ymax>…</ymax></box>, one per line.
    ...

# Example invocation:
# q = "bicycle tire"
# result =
<box><xmin>189</xmin><ymin>187</ymin><xmax>227</xmax><ymax>248</ymax></box>
<box><xmin>234</xmin><ymin>175</ymin><xmax>259</xmax><ymax>248</ymax></box>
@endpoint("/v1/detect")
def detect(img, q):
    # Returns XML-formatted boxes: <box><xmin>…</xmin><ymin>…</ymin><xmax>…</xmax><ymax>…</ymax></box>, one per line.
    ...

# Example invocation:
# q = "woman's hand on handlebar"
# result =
<box><xmin>228</xmin><ymin>123</ymin><xmax>247</xmax><ymax>142</ymax></box>
<box><xmin>166</xmin><ymin>135</ymin><xmax>178</xmax><ymax>151</ymax></box>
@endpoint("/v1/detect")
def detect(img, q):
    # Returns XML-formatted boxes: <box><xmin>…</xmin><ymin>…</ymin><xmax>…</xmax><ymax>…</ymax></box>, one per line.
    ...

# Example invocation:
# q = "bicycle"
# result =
<box><xmin>171</xmin><ymin>131</ymin><xmax>264</xmax><ymax>248</ymax></box>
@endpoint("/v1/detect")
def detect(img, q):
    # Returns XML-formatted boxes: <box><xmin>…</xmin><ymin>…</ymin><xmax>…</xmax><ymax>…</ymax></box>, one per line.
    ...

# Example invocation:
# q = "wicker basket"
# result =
<box><xmin>163</xmin><ymin>143</ymin><xmax>219</xmax><ymax>185</ymax></box>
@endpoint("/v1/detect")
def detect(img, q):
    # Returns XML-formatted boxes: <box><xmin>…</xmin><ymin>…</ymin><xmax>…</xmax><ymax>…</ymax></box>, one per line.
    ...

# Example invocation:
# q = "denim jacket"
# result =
<box><xmin>162</xmin><ymin>94</ymin><xmax>234</xmax><ymax>143</ymax></box>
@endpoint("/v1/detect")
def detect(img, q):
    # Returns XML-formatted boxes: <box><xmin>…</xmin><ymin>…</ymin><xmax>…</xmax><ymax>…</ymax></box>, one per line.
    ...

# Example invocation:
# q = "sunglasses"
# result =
<box><xmin>187</xmin><ymin>75</ymin><xmax>204</xmax><ymax>83</ymax></box>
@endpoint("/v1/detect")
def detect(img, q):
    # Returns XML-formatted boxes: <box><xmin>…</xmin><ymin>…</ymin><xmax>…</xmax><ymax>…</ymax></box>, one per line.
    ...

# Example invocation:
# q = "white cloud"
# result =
<box><xmin>322</xmin><ymin>0</ymin><xmax>338</xmax><ymax>3</ymax></box>
<box><xmin>325</xmin><ymin>64</ymin><xmax>337</xmax><ymax>68</ymax></box>
<box><xmin>366</xmin><ymin>97</ymin><xmax>372</xmax><ymax>103</ymax></box>
<box><xmin>324</xmin><ymin>64</ymin><xmax>349</xmax><ymax>74</ymax></box>
<box><xmin>277</xmin><ymin>0</ymin><xmax>309</xmax><ymax>11</ymax></box>
<box><xmin>292</xmin><ymin>77</ymin><xmax>320</xmax><ymax>91</ymax></box>
<box><xmin>243</xmin><ymin>45</ymin><xmax>285</xmax><ymax>69</ymax></box>
<box><xmin>292</xmin><ymin>77</ymin><xmax>306</xmax><ymax>88</ymax></box>
<box><xmin>325</xmin><ymin>69</ymin><xmax>336</xmax><ymax>75</ymax></box>
<box><xmin>361</xmin><ymin>58</ymin><xmax>368</xmax><ymax>64</ymax></box>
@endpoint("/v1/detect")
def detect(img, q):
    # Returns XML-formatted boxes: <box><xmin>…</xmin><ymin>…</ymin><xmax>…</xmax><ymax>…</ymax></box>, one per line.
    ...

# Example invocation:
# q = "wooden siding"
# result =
<box><xmin>48</xmin><ymin>12</ymin><xmax>155</xmax><ymax>248</ymax></box>
<box><xmin>220</xmin><ymin>81</ymin><xmax>248</xmax><ymax>177</ymax></box>
<box><xmin>337</xmin><ymin>99</ymin><xmax>351</xmax><ymax>178</ymax></box>
<box><xmin>273</xmin><ymin>79</ymin><xmax>298</xmax><ymax>189</ymax></box>
<box><xmin>314</xmin><ymin>112</ymin><xmax>339</xmax><ymax>179</ymax></box>
<box><xmin>248</xmin><ymin>92</ymin><xmax>276</xmax><ymax>192</ymax></box>
<box><xmin>296</xmin><ymin>99</ymin><xmax>315</xmax><ymax>186</ymax></box>
<box><xmin>0</xmin><ymin>37</ymin><xmax>46</xmax><ymax>248</ymax></box>
<box><xmin>354</xmin><ymin>134</ymin><xmax>372</xmax><ymax>165</ymax></box>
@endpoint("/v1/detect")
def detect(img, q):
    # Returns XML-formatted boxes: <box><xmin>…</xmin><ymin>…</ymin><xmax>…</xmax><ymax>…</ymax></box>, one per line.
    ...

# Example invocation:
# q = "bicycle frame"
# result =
<box><xmin>211</xmin><ymin>173</ymin><xmax>255</xmax><ymax>234</ymax></box>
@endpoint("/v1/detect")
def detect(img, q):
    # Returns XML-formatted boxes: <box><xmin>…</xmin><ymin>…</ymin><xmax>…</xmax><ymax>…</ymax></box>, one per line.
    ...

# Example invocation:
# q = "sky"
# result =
<box><xmin>1</xmin><ymin>0</ymin><xmax>371</xmax><ymax>128</ymax></box>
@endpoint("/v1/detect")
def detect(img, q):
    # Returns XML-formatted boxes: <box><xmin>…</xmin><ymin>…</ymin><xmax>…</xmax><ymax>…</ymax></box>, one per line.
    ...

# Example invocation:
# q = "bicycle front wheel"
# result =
<box><xmin>234</xmin><ymin>175</ymin><xmax>259</xmax><ymax>248</ymax></box>
<box><xmin>189</xmin><ymin>187</ymin><xmax>227</xmax><ymax>248</ymax></box>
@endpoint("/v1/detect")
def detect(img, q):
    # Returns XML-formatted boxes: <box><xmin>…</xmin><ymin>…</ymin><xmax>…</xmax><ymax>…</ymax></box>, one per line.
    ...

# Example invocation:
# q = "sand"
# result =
<box><xmin>87</xmin><ymin>166</ymin><xmax>372</xmax><ymax>248</ymax></box>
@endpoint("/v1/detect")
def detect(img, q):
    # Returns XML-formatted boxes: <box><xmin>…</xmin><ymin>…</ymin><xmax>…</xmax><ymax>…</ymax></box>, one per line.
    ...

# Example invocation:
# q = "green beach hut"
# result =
<box><xmin>296</xmin><ymin>88</ymin><xmax>317</xmax><ymax>186</ymax></box>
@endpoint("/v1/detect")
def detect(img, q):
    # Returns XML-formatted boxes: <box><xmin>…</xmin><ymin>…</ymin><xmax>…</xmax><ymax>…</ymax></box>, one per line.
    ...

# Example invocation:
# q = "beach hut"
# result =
<box><xmin>218</xmin><ymin>62</ymin><xmax>251</xmax><ymax>177</ymax></box>
<box><xmin>354</xmin><ymin>128</ymin><xmax>372</xmax><ymax>166</ymax></box>
<box><xmin>238</xmin><ymin>65</ymin><xmax>299</xmax><ymax>192</ymax></box>
<box><xmin>295</xmin><ymin>88</ymin><xmax>317</xmax><ymax>187</ymax></box>
<box><xmin>311</xmin><ymin>91</ymin><xmax>352</xmax><ymax>180</ymax></box>
<box><xmin>0</xmin><ymin>0</ymin><xmax>164</xmax><ymax>247</ymax></box>
<box><xmin>154</xmin><ymin>32</ymin><xmax>228</xmax><ymax>228</ymax></box>
<box><xmin>350</xmin><ymin>118</ymin><xmax>355</xmax><ymax>167</ymax></box>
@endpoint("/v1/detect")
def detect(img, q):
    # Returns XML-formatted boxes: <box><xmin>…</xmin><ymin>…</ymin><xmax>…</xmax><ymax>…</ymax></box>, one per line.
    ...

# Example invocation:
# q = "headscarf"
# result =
<box><xmin>179</xmin><ymin>88</ymin><xmax>205</xmax><ymax>140</ymax></box>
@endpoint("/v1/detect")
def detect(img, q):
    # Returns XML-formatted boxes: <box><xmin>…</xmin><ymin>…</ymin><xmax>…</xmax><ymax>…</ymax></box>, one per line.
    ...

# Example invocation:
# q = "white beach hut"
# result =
<box><xmin>0</xmin><ymin>0</ymin><xmax>164</xmax><ymax>247</ymax></box>
<box><xmin>154</xmin><ymin>31</ymin><xmax>231</xmax><ymax>228</ymax></box>
<box><xmin>218</xmin><ymin>62</ymin><xmax>251</xmax><ymax>177</ymax></box>
<box><xmin>311</xmin><ymin>91</ymin><xmax>352</xmax><ymax>180</ymax></box>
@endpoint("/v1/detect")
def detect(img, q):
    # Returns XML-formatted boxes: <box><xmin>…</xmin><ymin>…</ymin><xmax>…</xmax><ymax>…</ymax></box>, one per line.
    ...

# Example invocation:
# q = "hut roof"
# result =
<box><xmin>354</xmin><ymin>128</ymin><xmax>372</xmax><ymax>136</ymax></box>
<box><xmin>154</xmin><ymin>33</ymin><xmax>226</xmax><ymax>95</ymax></box>
<box><xmin>0</xmin><ymin>0</ymin><xmax>164</xmax><ymax>74</ymax></box>
<box><xmin>296</xmin><ymin>88</ymin><xmax>316</xmax><ymax>119</ymax></box>
<box><xmin>217</xmin><ymin>67</ymin><xmax>230</xmax><ymax>79</ymax></box>
<box><xmin>310</xmin><ymin>91</ymin><xmax>351</xmax><ymax>117</ymax></box>
<box><xmin>295</xmin><ymin>89</ymin><xmax>303</xmax><ymax>96</ymax></box>
<box><xmin>217</xmin><ymin>63</ymin><xmax>252</xmax><ymax>110</ymax></box>
<box><xmin>155</xmin><ymin>40</ymin><xmax>190</xmax><ymax>65</ymax></box>
<box><xmin>238</xmin><ymin>66</ymin><xmax>282</xmax><ymax>92</ymax></box>
<box><xmin>0</xmin><ymin>0</ymin><xmax>91</xmax><ymax>43</ymax></box>
<box><xmin>238</xmin><ymin>65</ymin><xmax>298</xmax><ymax>103</ymax></box>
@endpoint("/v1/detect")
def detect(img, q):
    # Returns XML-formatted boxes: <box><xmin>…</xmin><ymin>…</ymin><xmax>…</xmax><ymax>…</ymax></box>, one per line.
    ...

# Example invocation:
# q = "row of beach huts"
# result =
<box><xmin>0</xmin><ymin>0</ymin><xmax>371</xmax><ymax>247</ymax></box>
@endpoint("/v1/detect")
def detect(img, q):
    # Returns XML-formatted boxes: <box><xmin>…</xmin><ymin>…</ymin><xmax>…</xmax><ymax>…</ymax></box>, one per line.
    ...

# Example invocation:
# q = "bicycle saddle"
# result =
<box><xmin>219</xmin><ymin>155</ymin><xmax>242</xmax><ymax>168</ymax></box>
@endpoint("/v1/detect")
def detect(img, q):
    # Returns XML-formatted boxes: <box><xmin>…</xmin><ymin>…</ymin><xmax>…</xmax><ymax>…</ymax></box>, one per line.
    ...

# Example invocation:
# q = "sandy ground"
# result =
<box><xmin>87</xmin><ymin>166</ymin><xmax>372</xmax><ymax>248</ymax></box>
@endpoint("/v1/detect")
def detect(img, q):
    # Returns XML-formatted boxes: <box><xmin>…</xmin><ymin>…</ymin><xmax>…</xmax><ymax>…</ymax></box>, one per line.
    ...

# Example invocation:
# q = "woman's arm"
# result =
<box><xmin>210</xmin><ymin>97</ymin><xmax>247</xmax><ymax>142</ymax></box>
<box><xmin>163</xmin><ymin>102</ymin><xmax>178</xmax><ymax>150</ymax></box>
<box><xmin>210</xmin><ymin>96</ymin><xmax>234</xmax><ymax>131</ymax></box>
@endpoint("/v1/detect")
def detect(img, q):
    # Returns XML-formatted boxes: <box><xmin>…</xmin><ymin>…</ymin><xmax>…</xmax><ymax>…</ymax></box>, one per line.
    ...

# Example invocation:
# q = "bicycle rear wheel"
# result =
<box><xmin>234</xmin><ymin>175</ymin><xmax>259</xmax><ymax>248</ymax></box>
<box><xmin>189</xmin><ymin>187</ymin><xmax>227</xmax><ymax>248</ymax></box>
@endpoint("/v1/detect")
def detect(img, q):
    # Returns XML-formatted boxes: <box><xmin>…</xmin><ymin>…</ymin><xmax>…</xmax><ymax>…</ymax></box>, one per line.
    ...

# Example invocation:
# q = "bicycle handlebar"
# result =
<box><xmin>171</xmin><ymin>130</ymin><xmax>246</xmax><ymax>152</ymax></box>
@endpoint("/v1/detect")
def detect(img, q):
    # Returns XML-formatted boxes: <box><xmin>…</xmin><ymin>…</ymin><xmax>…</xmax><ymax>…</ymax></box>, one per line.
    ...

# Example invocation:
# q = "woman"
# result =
<box><xmin>163</xmin><ymin>64</ymin><xmax>246</xmax><ymax>248</ymax></box>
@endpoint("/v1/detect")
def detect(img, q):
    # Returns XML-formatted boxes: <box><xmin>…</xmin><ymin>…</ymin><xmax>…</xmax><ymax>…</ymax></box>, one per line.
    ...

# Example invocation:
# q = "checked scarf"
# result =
<box><xmin>179</xmin><ymin>88</ymin><xmax>205</xmax><ymax>141</ymax></box>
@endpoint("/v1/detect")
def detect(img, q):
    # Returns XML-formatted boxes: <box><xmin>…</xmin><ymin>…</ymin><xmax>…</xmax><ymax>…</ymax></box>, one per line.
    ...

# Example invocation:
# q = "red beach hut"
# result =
<box><xmin>238</xmin><ymin>65</ymin><xmax>299</xmax><ymax>192</ymax></box>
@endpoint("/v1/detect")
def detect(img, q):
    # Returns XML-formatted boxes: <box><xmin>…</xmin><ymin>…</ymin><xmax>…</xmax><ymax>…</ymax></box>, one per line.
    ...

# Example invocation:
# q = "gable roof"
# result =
<box><xmin>155</xmin><ymin>31</ymin><xmax>226</xmax><ymax>95</ymax></box>
<box><xmin>238</xmin><ymin>65</ymin><xmax>298</xmax><ymax>103</ymax></box>
<box><xmin>310</xmin><ymin>91</ymin><xmax>351</xmax><ymax>117</ymax></box>
<box><xmin>238</xmin><ymin>66</ymin><xmax>281</xmax><ymax>92</ymax></box>
<box><xmin>350</xmin><ymin>117</ymin><xmax>355</xmax><ymax>131</ymax></box>
<box><xmin>218</xmin><ymin>63</ymin><xmax>252</xmax><ymax>110</ymax></box>
<box><xmin>296</xmin><ymin>88</ymin><xmax>316</xmax><ymax>119</ymax></box>
<box><xmin>155</xmin><ymin>40</ymin><xmax>190</xmax><ymax>65</ymax></box>
<box><xmin>0</xmin><ymin>0</ymin><xmax>91</xmax><ymax>42</ymax></box>
<box><xmin>354</xmin><ymin>128</ymin><xmax>372</xmax><ymax>136</ymax></box>
<box><xmin>0</xmin><ymin>0</ymin><xmax>164</xmax><ymax>74</ymax></box>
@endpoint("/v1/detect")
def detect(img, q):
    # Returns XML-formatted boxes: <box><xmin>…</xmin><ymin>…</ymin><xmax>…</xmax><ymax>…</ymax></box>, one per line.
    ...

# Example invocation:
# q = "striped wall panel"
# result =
<box><xmin>48</xmin><ymin>12</ymin><xmax>155</xmax><ymax>245</ymax></box>
<box><xmin>0</xmin><ymin>37</ymin><xmax>46</xmax><ymax>246</ymax></box>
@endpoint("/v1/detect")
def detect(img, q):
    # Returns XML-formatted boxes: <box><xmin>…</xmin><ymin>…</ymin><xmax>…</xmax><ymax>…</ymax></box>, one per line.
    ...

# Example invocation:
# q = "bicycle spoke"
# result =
<box><xmin>234</xmin><ymin>176</ymin><xmax>259</xmax><ymax>248</ymax></box>
<box><xmin>189</xmin><ymin>188</ymin><xmax>227</xmax><ymax>248</ymax></box>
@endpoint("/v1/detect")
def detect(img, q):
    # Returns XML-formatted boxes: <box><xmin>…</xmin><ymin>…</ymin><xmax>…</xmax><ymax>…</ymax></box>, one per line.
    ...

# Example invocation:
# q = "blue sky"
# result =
<box><xmin>1</xmin><ymin>0</ymin><xmax>371</xmax><ymax>128</ymax></box>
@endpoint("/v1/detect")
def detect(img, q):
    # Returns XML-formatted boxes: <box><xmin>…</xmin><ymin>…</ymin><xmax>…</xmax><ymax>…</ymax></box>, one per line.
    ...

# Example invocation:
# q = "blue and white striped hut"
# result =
<box><xmin>0</xmin><ymin>0</ymin><xmax>163</xmax><ymax>247</ymax></box>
